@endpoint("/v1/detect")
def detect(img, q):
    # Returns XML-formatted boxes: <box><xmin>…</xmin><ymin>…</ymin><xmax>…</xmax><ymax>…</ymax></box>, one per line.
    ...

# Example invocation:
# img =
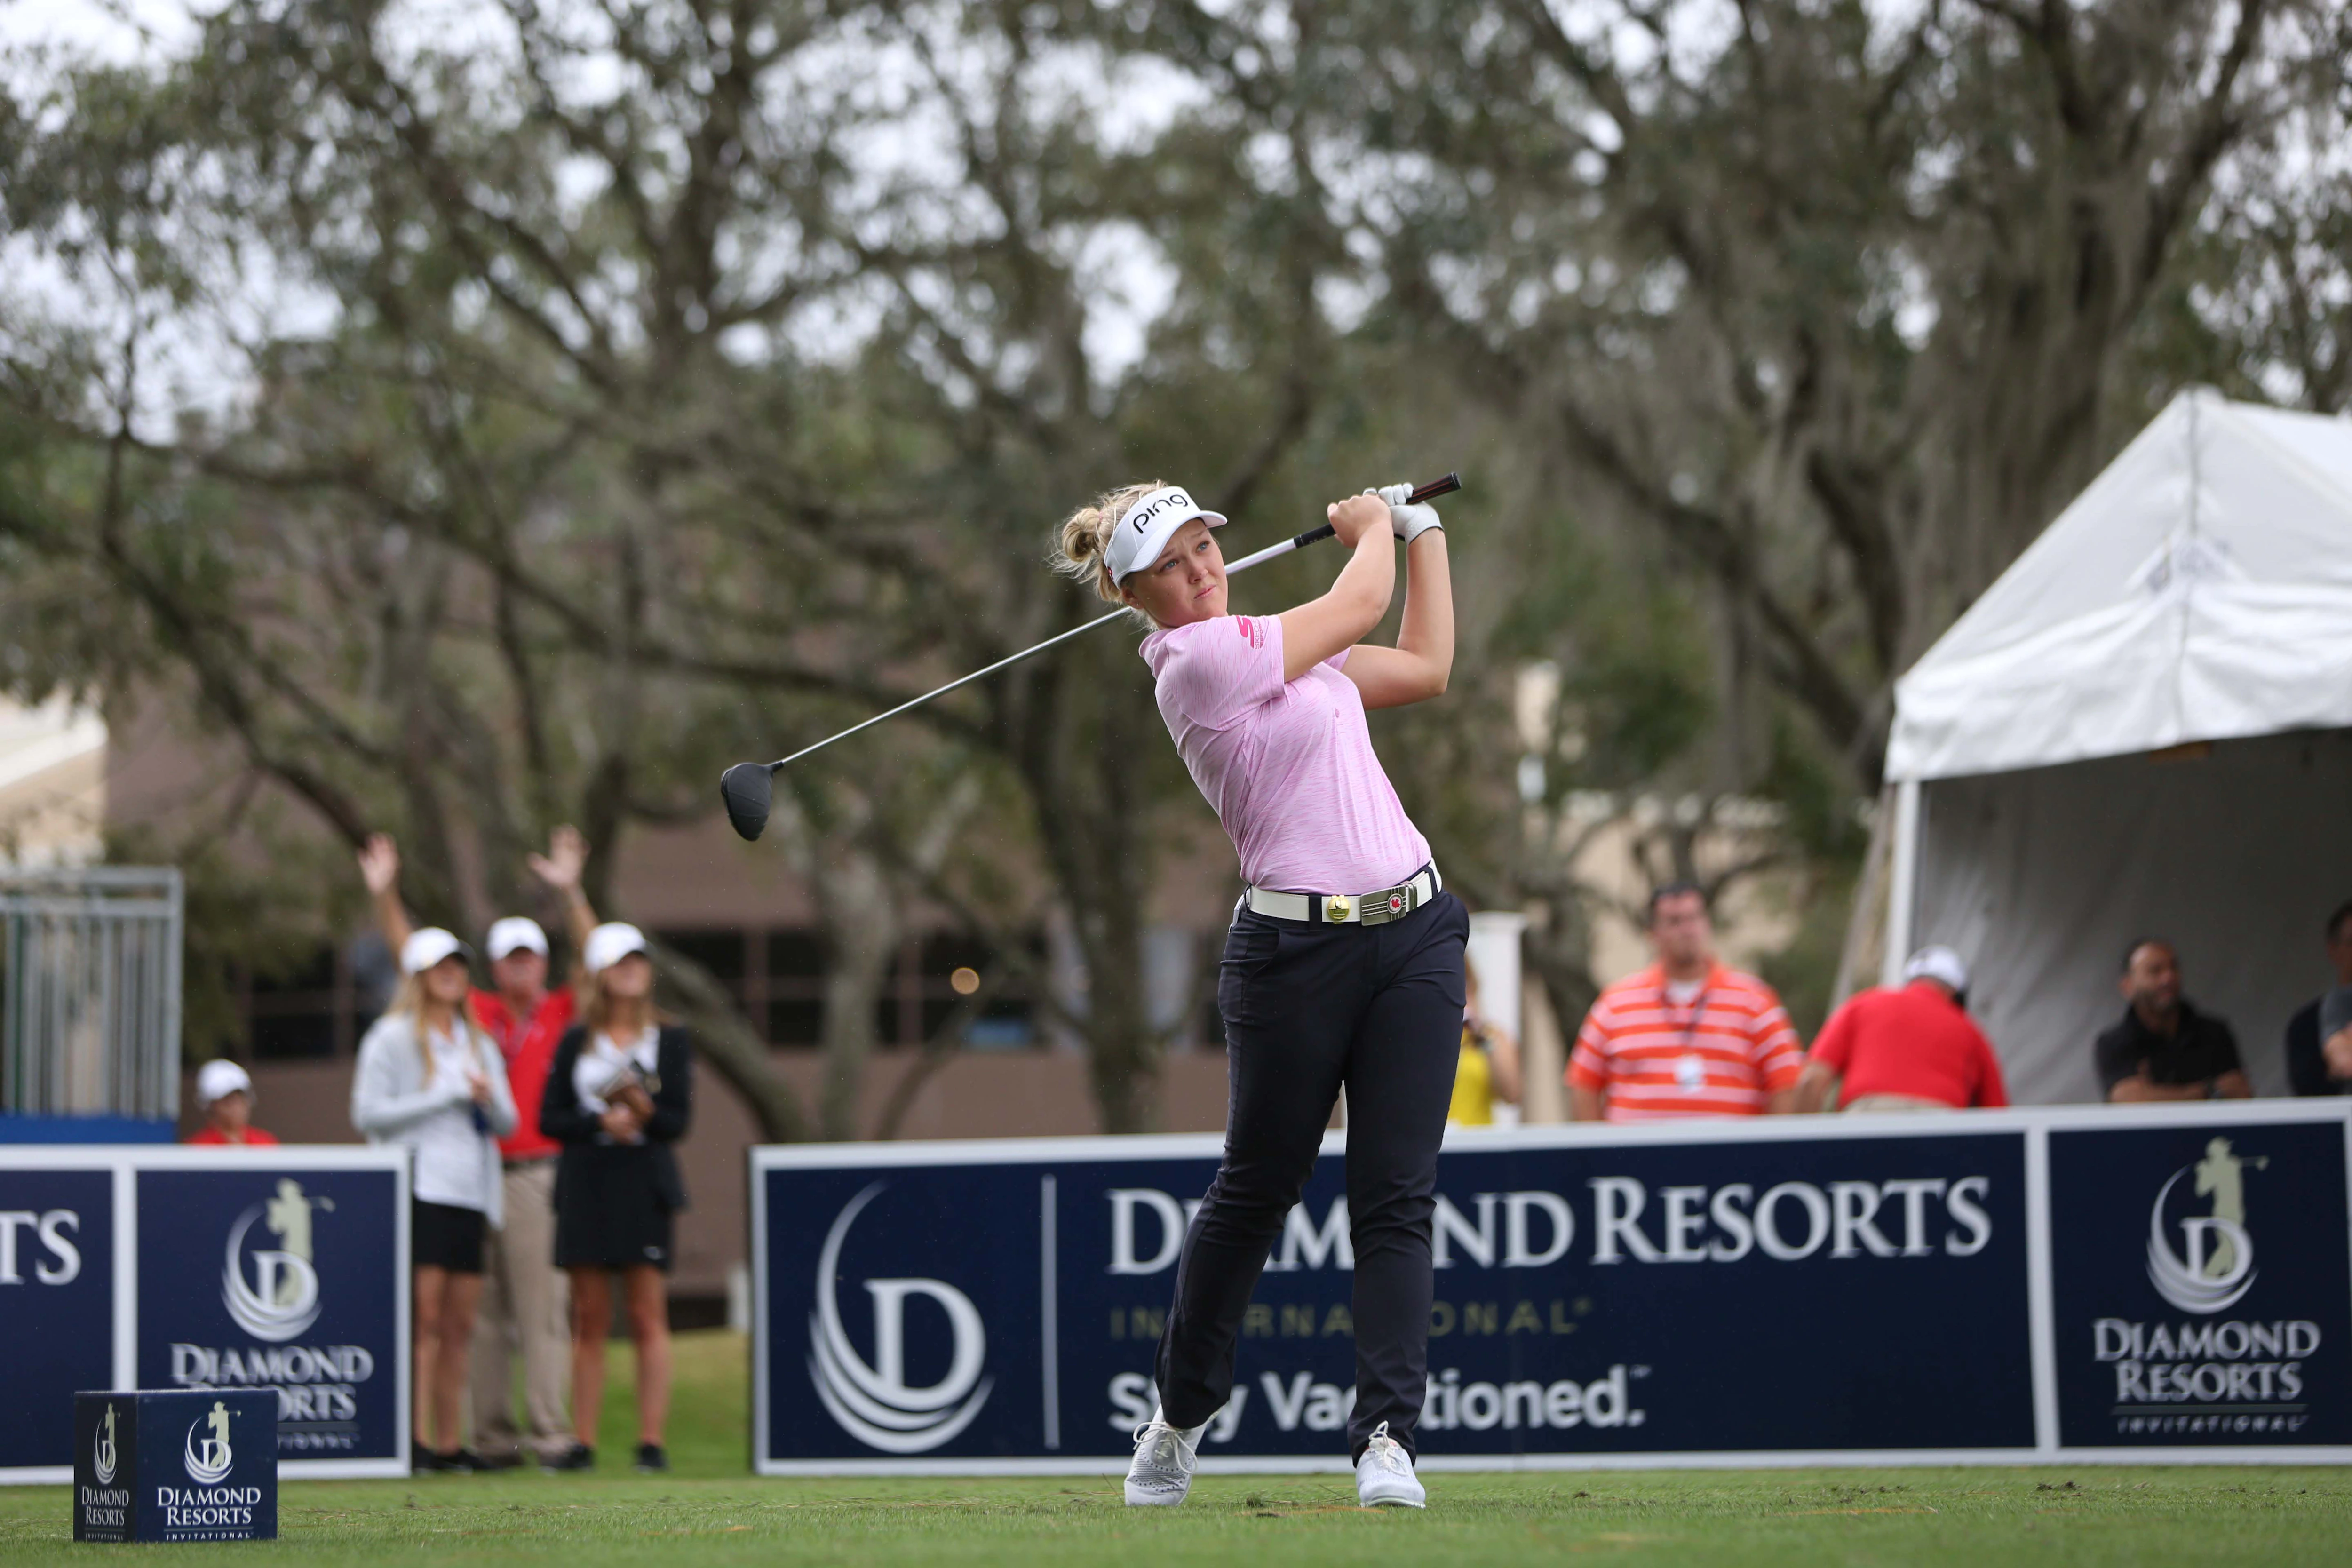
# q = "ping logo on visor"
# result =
<box><xmin>1127</xmin><ymin>488</ymin><xmax>1197</xmax><ymax>533</ymax></box>
<box><xmin>1107</xmin><ymin>486</ymin><xmax>1227</xmax><ymax>582</ymax></box>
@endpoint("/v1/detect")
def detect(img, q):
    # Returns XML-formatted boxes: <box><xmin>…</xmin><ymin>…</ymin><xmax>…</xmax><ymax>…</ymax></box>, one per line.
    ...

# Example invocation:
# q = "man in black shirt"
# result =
<box><xmin>2096</xmin><ymin>939</ymin><xmax>2253</xmax><ymax>1102</ymax></box>
<box><xmin>2284</xmin><ymin>901</ymin><xmax>2352</xmax><ymax>1097</ymax></box>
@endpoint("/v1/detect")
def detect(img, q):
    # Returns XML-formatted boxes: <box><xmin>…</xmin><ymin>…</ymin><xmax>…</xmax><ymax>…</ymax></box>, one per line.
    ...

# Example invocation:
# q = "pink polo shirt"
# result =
<box><xmin>1141</xmin><ymin>613</ymin><xmax>1430</xmax><ymax>893</ymax></box>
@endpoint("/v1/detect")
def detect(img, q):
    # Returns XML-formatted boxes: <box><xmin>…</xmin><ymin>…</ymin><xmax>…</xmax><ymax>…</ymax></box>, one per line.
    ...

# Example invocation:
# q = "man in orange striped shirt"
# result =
<box><xmin>1568</xmin><ymin>883</ymin><xmax>1803</xmax><ymax>1121</ymax></box>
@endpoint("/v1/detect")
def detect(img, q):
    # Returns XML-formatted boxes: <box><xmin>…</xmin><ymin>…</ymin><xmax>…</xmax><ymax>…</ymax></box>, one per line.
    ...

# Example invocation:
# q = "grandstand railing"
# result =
<box><xmin>0</xmin><ymin>867</ymin><xmax>183</xmax><ymax>1119</ymax></box>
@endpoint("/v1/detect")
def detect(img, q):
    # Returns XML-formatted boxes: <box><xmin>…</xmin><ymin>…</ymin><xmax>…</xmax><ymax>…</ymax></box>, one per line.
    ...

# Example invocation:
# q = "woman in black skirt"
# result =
<box><xmin>538</xmin><ymin>922</ymin><xmax>692</xmax><ymax>1473</ymax></box>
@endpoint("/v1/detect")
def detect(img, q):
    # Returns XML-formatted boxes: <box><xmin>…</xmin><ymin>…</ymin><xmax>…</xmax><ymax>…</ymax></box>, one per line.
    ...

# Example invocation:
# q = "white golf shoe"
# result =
<box><xmin>1123</xmin><ymin>1409</ymin><xmax>1205</xmax><ymax>1507</ymax></box>
<box><xmin>1353</xmin><ymin>1422</ymin><xmax>1425</xmax><ymax>1508</ymax></box>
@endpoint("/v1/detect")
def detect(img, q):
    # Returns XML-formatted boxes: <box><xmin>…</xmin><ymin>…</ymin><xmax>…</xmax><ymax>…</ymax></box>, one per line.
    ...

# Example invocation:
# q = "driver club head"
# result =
<box><xmin>720</xmin><ymin>761</ymin><xmax>776</xmax><ymax>842</ymax></box>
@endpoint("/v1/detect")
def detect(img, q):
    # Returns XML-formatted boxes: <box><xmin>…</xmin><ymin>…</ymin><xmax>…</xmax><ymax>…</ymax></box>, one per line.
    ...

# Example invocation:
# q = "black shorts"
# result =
<box><xmin>411</xmin><ymin>1199</ymin><xmax>486</xmax><ymax>1274</ymax></box>
<box><xmin>554</xmin><ymin>1146</ymin><xmax>677</xmax><ymax>1274</ymax></box>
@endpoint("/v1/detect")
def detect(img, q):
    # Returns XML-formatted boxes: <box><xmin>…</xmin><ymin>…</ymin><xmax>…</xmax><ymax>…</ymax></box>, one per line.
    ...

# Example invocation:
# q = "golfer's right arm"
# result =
<box><xmin>1279</xmin><ymin>495</ymin><xmax>1394</xmax><ymax>679</ymax></box>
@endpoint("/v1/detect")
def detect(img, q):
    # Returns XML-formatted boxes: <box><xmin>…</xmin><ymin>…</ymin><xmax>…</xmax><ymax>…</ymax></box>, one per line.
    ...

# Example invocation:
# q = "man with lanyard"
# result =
<box><xmin>1568</xmin><ymin>882</ymin><xmax>1803</xmax><ymax>1121</ymax></box>
<box><xmin>359</xmin><ymin>827</ymin><xmax>599</xmax><ymax>1470</ymax></box>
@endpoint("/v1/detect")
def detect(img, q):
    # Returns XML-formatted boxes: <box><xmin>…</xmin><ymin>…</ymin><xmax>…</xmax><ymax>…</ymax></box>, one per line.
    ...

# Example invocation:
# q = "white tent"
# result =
<box><xmin>1883</xmin><ymin>389</ymin><xmax>2352</xmax><ymax>1102</ymax></box>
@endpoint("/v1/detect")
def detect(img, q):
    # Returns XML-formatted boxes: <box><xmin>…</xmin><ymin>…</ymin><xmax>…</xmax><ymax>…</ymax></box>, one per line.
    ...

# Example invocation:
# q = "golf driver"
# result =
<box><xmin>720</xmin><ymin>472</ymin><xmax>1463</xmax><ymax>840</ymax></box>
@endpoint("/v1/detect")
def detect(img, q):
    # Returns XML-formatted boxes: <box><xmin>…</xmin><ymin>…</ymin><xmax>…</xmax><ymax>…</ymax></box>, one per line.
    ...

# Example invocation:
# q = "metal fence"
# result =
<box><xmin>0</xmin><ymin>868</ymin><xmax>183</xmax><ymax>1119</ymax></box>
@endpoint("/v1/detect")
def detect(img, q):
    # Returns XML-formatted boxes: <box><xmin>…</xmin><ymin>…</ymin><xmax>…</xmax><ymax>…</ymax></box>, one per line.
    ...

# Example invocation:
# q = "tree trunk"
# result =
<box><xmin>816</xmin><ymin>842</ymin><xmax>898</xmax><ymax>1143</ymax></box>
<box><xmin>651</xmin><ymin>941</ymin><xmax>809</xmax><ymax>1145</ymax></box>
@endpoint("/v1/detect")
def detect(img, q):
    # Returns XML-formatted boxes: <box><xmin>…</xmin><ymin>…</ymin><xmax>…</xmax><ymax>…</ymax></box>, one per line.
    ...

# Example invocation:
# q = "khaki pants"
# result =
<box><xmin>471</xmin><ymin>1159</ymin><xmax>571</xmax><ymax>1459</ymax></box>
<box><xmin>1843</xmin><ymin>1093</ymin><xmax>1955</xmax><ymax>1113</ymax></box>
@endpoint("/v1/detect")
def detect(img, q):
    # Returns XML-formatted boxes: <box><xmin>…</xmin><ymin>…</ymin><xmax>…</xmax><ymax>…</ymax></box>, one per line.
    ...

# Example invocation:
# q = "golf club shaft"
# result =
<box><xmin>758</xmin><ymin>472</ymin><xmax>1461</xmax><ymax>774</ymax></box>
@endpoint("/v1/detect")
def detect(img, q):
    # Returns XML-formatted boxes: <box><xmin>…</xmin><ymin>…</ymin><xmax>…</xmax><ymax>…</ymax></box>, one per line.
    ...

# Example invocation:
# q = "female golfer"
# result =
<box><xmin>538</xmin><ymin>923</ymin><xmax>693</xmax><ymax>1474</ymax></box>
<box><xmin>1056</xmin><ymin>479</ymin><xmax>1461</xmax><ymax>1509</ymax></box>
<box><xmin>351</xmin><ymin>927</ymin><xmax>518</xmax><ymax>1474</ymax></box>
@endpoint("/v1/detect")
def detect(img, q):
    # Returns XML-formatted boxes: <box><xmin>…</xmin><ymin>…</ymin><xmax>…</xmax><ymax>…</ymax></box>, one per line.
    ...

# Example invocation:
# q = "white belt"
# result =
<box><xmin>1242</xmin><ymin>865</ymin><xmax>1441</xmax><ymax>927</ymax></box>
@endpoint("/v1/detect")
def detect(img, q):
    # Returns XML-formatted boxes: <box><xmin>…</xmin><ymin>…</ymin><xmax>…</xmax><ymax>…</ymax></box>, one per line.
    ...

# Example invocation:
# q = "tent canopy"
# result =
<box><xmin>1888</xmin><ymin>390</ymin><xmax>2352</xmax><ymax>784</ymax></box>
<box><xmin>1884</xmin><ymin>391</ymin><xmax>2352</xmax><ymax>1103</ymax></box>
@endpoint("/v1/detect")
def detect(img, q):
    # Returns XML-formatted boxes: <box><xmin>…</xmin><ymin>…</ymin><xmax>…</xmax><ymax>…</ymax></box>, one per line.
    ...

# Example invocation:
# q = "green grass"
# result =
<box><xmin>579</xmin><ymin>1324</ymin><xmax>749</xmax><ymax>1472</ymax></box>
<box><xmin>6</xmin><ymin>1332</ymin><xmax>2348</xmax><ymax>1564</ymax></box>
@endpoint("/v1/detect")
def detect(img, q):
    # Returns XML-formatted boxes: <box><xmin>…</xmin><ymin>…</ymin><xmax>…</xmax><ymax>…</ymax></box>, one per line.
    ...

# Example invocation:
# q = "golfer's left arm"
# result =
<box><xmin>1342</xmin><ymin>530</ymin><xmax>1453</xmax><ymax>710</ymax></box>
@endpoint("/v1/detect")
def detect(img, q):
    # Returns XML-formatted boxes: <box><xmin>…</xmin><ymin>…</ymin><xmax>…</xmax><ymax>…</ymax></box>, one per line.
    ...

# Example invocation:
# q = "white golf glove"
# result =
<box><xmin>1375</xmin><ymin>483</ymin><xmax>1443</xmax><ymax>543</ymax></box>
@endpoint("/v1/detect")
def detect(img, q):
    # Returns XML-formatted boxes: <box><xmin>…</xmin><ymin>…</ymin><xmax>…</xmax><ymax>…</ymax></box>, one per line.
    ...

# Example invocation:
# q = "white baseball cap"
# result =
<box><xmin>582</xmin><ymin>921</ymin><xmax>650</xmax><ymax>975</ymax></box>
<box><xmin>196</xmin><ymin>1059</ymin><xmax>253</xmax><ymax>1107</ymax></box>
<box><xmin>1903</xmin><ymin>945</ymin><xmax>1971</xmax><ymax>995</ymax></box>
<box><xmin>400</xmin><ymin>926</ymin><xmax>471</xmax><ymax>976</ymax></box>
<box><xmin>486</xmin><ymin>917</ymin><xmax>549</xmax><ymax>961</ymax></box>
<box><xmin>1103</xmin><ymin>486</ymin><xmax>1228</xmax><ymax>584</ymax></box>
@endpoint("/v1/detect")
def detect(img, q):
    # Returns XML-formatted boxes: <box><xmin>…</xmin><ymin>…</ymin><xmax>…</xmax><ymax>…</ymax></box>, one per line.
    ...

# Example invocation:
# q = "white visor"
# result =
<box><xmin>1104</xmin><ymin>486</ymin><xmax>1228</xmax><ymax>584</ymax></box>
<box><xmin>486</xmin><ymin>916</ymin><xmax>549</xmax><ymax>961</ymax></box>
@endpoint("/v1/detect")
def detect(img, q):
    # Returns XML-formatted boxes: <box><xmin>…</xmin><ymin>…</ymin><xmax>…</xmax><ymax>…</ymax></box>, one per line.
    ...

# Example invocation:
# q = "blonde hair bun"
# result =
<box><xmin>1051</xmin><ymin>480</ymin><xmax>1165</xmax><ymax>605</ymax></box>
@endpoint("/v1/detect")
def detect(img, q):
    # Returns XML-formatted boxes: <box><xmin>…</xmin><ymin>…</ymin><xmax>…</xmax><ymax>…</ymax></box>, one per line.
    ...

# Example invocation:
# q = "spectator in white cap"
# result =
<box><xmin>1795</xmin><ymin>945</ymin><xmax>2009</xmax><ymax>1113</ymax></box>
<box><xmin>357</xmin><ymin>827</ymin><xmax>599</xmax><ymax>1471</ymax></box>
<box><xmin>538</xmin><ymin>921</ymin><xmax>693</xmax><ymax>1476</ymax></box>
<box><xmin>186</xmin><ymin>1059</ymin><xmax>278</xmax><ymax>1146</ymax></box>
<box><xmin>351</xmin><ymin>925</ymin><xmax>518</xmax><ymax>1474</ymax></box>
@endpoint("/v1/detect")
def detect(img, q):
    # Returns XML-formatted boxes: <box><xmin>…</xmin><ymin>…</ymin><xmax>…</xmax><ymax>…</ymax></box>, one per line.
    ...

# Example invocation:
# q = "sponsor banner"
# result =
<box><xmin>73</xmin><ymin>1389</ymin><xmax>276</xmax><ymax>1542</ymax></box>
<box><xmin>136</xmin><ymin>1164</ymin><xmax>404</xmax><ymax>1466</ymax></box>
<box><xmin>756</xmin><ymin>1124</ymin><xmax>2039</xmax><ymax>1468</ymax></box>
<box><xmin>2049</xmin><ymin>1119</ymin><xmax>2352</xmax><ymax>1448</ymax></box>
<box><xmin>0</xmin><ymin>1147</ymin><xmax>406</xmax><ymax>1483</ymax></box>
<box><xmin>0</xmin><ymin>1167</ymin><xmax>113</xmax><ymax>1473</ymax></box>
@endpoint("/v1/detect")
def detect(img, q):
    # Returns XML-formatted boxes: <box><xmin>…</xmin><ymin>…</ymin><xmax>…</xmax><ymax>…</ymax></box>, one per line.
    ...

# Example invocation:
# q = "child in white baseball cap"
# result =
<box><xmin>188</xmin><ymin>1058</ymin><xmax>279</xmax><ymax>1146</ymax></box>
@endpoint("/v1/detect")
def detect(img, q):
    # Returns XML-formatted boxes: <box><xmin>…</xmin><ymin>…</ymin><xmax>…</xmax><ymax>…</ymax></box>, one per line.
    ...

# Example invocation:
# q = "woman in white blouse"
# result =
<box><xmin>537</xmin><ymin>923</ymin><xmax>693</xmax><ymax>1474</ymax></box>
<box><xmin>350</xmin><ymin>927</ymin><xmax>518</xmax><ymax>1473</ymax></box>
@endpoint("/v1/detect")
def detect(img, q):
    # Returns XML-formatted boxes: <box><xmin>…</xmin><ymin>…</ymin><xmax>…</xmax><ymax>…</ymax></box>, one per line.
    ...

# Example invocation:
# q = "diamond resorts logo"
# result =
<box><xmin>92</xmin><ymin>1404</ymin><xmax>117</xmax><ymax>1485</ymax></box>
<box><xmin>183</xmin><ymin>1401</ymin><xmax>233</xmax><ymax>1485</ymax></box>
<box><xmin>808</xmin><ymin>1183</ymin><xmax>993</xmax><ymax>1453</ymax></box>
<box><xmin>223</xmin><ymin>1179</ymin><xmax>332</xmax><ymax>1342</ymax></box>
<box><xmin>2146</xmin><ymin>1137</ymin><xmax>2266</xmax><ymax>1315</ymax></box>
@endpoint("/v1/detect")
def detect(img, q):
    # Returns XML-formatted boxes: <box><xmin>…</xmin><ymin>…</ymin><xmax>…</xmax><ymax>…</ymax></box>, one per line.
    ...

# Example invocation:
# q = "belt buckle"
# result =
<box><xmin>1362</xmin><ymin>883</ymin><xmax>1411</xmax><ymax>926</ymax></box>
<box><xmin>1325</xmin><ymin>894</ymin><xmax>1352</xmax><ymax>923</ymax></box>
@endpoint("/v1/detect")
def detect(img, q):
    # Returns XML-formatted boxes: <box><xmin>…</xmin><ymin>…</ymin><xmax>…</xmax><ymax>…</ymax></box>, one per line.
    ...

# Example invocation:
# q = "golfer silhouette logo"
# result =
<box><xmin>183</xmin><ymin>1401</ymin><xmax>234</xmax><ymax>1485</ymax></box>
<box><xmin>92</xmin><ymin>1405</ymin><xmax>118</xmax><ymax>1485</ymax></box>
<box><xmin>2147</xmin><ymin>1137</ymin><xmax>2267</xmax><ymax>1314</ymax></box>
<box><xmin>223</xmin><ymin>1179</ymin><xmax>333</xmax><ymax>1342</ymax></box>
<box><xmin>807</xmin><ymin>1183</ymin><xmax>993</xmax><ymax>1454</ymax></box>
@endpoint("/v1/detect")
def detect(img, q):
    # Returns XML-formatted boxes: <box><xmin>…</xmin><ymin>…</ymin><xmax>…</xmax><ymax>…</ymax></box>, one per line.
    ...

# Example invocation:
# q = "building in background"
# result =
<box><xmin>0</xmin><ymin>696</ymin><xmax>106</xmax><ymax>868</ymax></box>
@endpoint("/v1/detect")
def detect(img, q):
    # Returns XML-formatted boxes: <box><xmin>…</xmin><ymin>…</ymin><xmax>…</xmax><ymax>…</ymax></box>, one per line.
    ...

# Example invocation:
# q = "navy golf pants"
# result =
<box><xmin>1153</xmin><ymin>889</ymin><xmax>1468</xmax><ymax>1460</ymax></box>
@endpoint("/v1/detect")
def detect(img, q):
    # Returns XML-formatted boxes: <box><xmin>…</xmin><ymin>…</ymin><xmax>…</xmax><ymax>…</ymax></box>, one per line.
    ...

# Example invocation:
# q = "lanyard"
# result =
<box><xmin>492</xmin><ymin>995</ymin><xmax>550</xmax><ymax>1060</ymax></box>
<box><xmin>1661</xmin><ymin>983</ymin><xmax>1712</xmax><ymax>1049</ymax></box>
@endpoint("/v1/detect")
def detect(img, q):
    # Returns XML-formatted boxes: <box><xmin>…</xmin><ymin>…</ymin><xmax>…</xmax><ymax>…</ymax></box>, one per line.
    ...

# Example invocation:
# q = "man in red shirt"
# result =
<box><xmin>359</xmin><ymin>827</ymin><xmax>598</xmax><ymax>1470</ymax></box>
<box><xmin>186</xmin><ymin>1060</ymin><xmax>280</xmax><ymax>1145</ymax></box>
<box><xmin>1568</xmin><ymin>883</ymin><xmax>1804</xmax><ymax>1121</ymax></box>
<box><xmin>1794</xmin><ymin>946</ymin><xmax>2009</xmax><ymax>1113</ymax></box>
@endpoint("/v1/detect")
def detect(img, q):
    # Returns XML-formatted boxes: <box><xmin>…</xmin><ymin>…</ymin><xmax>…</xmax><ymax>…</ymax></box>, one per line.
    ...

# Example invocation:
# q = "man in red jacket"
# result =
<box><xmin>359</xmin><ymin>827</ymin><xmax>598</xmax><ymax>1469</ymax></box>
<box><xmin>1795</xmin><ymin>947</ymin><xmax>2009</xmax><ymax>1113</ymax></box>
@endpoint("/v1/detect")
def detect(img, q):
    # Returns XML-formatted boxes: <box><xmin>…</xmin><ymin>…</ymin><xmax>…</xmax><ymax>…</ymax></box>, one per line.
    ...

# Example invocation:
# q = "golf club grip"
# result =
<box><xmin>1285</xmin><ymin>472</ymin><xmax>1462</xmax><ymax>552</ymax></box>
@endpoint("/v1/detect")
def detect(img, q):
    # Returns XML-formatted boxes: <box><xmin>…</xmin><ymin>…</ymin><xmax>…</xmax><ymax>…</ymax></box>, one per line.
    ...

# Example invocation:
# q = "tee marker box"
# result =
<box><xmin>73</xmin><ymin>1390</ymin><xmax>277</xmax><ymax>1543</ymax></box>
